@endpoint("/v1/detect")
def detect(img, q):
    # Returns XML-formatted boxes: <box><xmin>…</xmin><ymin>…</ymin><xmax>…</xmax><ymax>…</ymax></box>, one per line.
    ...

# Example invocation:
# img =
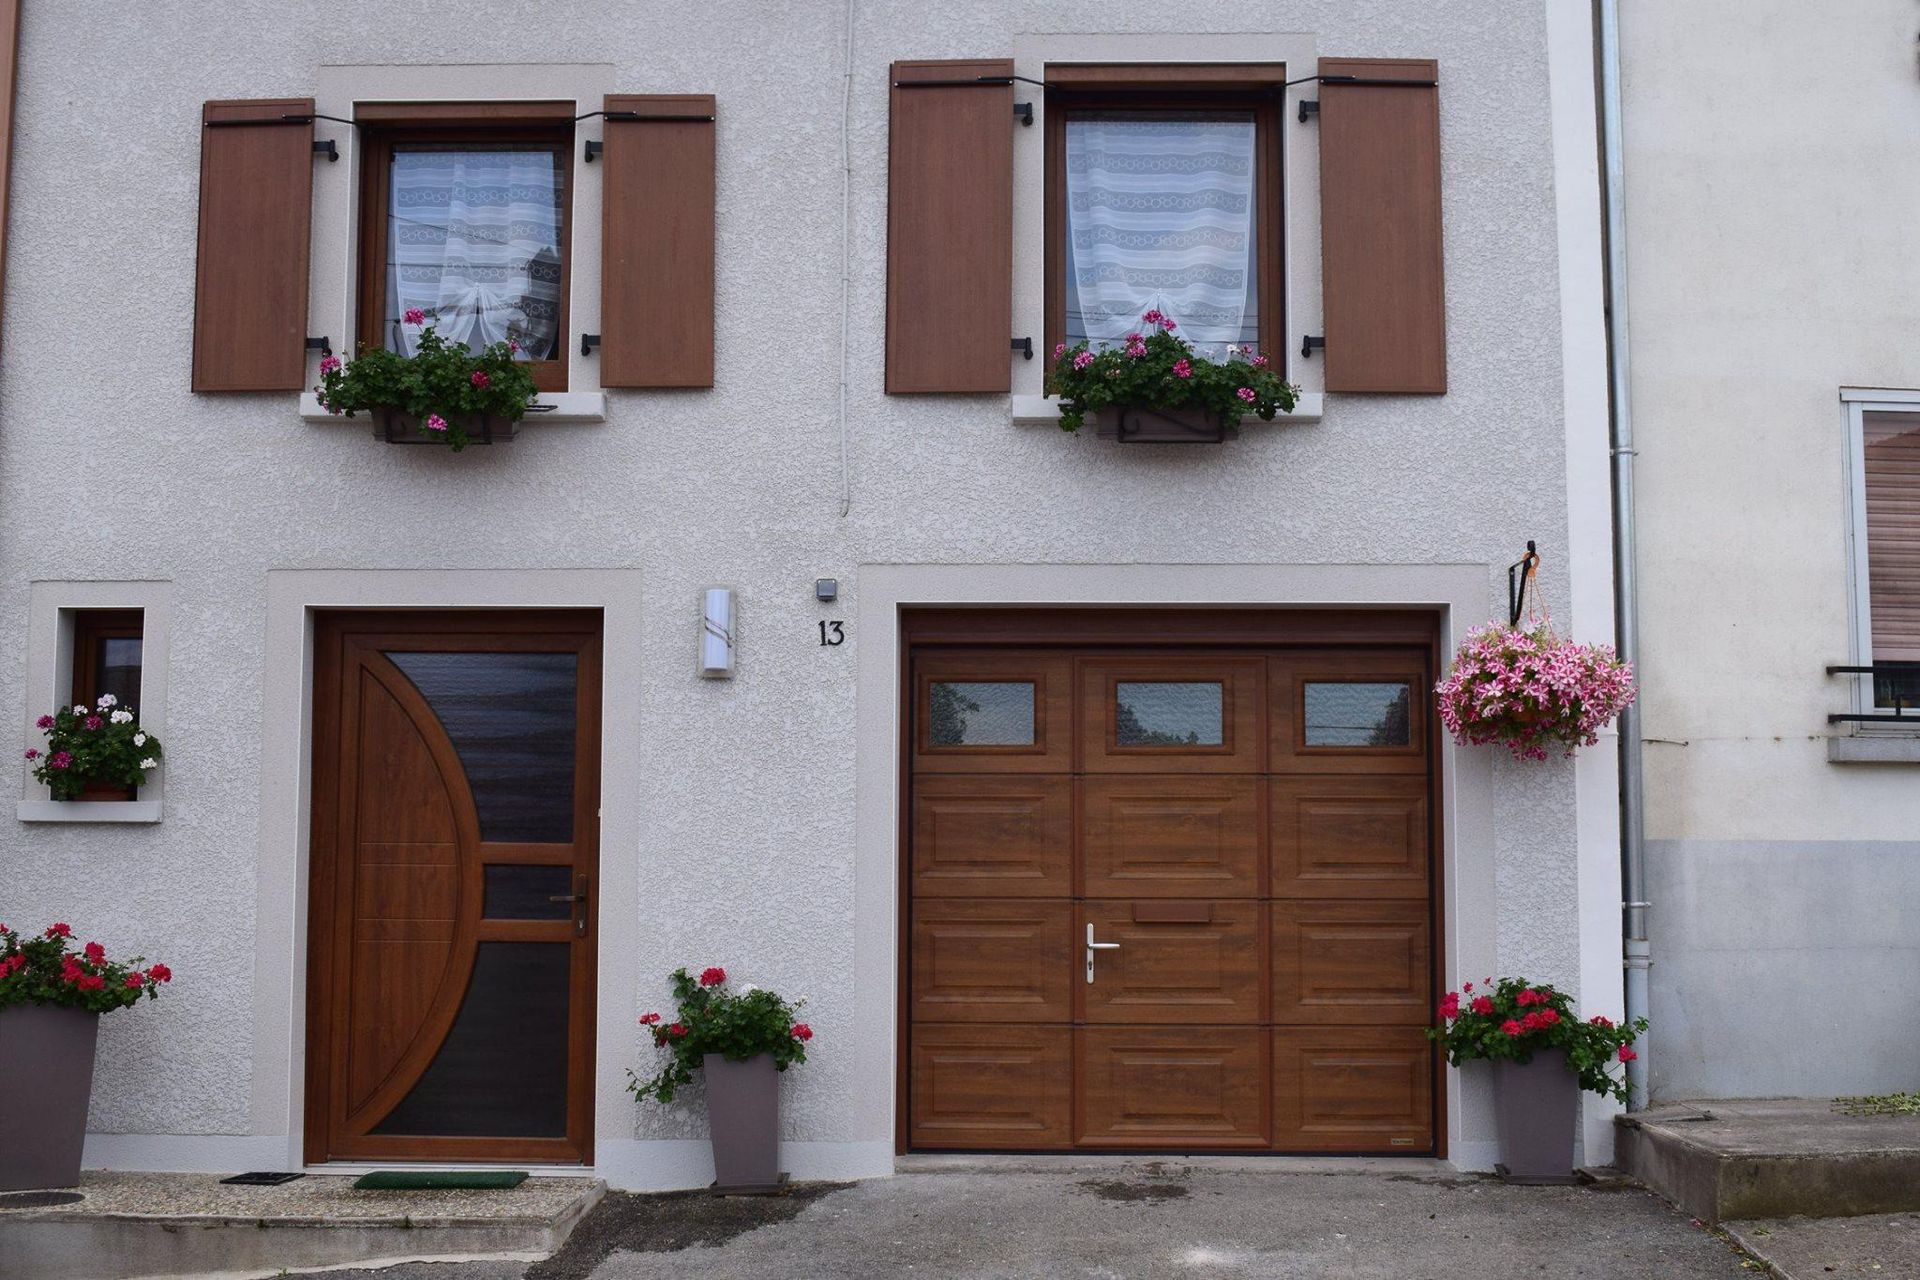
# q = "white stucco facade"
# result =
<box><xmin>1622</xmin><ymin>0</ymin><xmax>1920</xmax><ymax>1099</ymax></box>
<box><xmin>0</xmin><ymin>0</ymin><xmax>1625</xmax><ymax>1186</ymax></box>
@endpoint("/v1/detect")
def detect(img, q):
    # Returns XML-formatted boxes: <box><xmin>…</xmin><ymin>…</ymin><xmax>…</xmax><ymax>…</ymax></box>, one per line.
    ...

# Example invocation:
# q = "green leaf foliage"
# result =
<box><xmin>0</xmin><ymin>923</ymin><xmax>173</xmax><ymax>1014</ymax></box>
<box><xmin>1045</xmin><ymin>314</ymin><xmax>1299</xmax><ymax>434</ymax></box>
<box><xmin>626</xmin><ymin>967</ymin><xmax>812</xmax><ymax>1106</ymax></box>
<box><xmin>315</xmin><ymin>322</ymin><xmax>540</xmax><ymax>452</ymax></box>
<box><xmin>1428</xmin><ymin>976</ymin><xmax>1648</xmax><ymax>1104</ymax></box>
<box><xmin>28</xmin><ymin>696</ymin><xmax>161</xmax><ymax>801</ymax></box>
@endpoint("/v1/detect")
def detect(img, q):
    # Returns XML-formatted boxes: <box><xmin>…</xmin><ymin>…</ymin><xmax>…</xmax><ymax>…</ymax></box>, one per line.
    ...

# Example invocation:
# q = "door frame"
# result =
<box><xmin>895</xmin><ymin>606</ymin><xmax>1447</xmax><ymax>1156</ymax></box>
<box><xmin>303</xmin><ymin>608</ymin><xmax>603</xmax><ymax>1165</ymax></box>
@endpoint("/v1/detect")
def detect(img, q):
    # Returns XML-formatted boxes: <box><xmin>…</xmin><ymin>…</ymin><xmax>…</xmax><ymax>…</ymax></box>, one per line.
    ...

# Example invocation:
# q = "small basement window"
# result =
<box><xmin>1045</xmin><ymin>69</ymin><xmax>1282</xmax><ymax>362</ymax></box>
<box><xmin>356</xmin><ymin>102</ymin><xmax>575</xmax><ymax>392</ymax></box>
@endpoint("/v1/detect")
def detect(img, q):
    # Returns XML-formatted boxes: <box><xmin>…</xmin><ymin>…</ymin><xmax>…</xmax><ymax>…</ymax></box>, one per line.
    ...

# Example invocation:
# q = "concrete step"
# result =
<box><xmin>1617</xmin><ymin>1099</ymin><xmax>1920</xmax><ymax>1224</ymax></box>
<box><xmin>0</xmin><ymin>1171</ymin><xmax>604</xmax><ymax>1279</ymax></box>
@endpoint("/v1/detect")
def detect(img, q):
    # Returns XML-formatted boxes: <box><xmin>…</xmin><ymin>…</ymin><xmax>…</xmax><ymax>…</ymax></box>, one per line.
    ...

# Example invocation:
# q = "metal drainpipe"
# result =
<box><xmin>1596</xmin><ymin>0</ymin><xmax>1651</xmax><ymax>1108</ymax></box>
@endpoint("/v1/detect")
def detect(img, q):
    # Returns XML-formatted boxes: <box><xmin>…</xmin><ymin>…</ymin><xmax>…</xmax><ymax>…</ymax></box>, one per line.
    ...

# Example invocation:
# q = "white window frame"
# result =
<box><xmin>1840</xmin><ymin>388</ymin><xmax>1920</xmax><ymax>733</ymax></box>
<box><xmin>17</xmin><ymin>581</ymin><xmax>172</xmax><ymax>823</ymax></box>
<box><xmin>297</xmin><ymin>62</ymin><xmax>616</xmax><ymax>425</ymax></box>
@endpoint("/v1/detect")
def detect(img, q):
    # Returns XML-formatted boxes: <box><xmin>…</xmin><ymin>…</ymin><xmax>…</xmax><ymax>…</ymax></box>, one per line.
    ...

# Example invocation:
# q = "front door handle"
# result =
<box><xmin>1086</xmin><ymin>922</ymin><xmax>1120</xmax><ymax>984</ymax></box>
<box><xmin>548</xmin><ymin>874</ymin><xmax>590</xmax><ymax>937</ymax></box>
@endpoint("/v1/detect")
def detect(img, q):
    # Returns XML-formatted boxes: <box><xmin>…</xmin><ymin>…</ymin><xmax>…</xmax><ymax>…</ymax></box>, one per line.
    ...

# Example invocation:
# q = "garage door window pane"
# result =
<box><xmin>1116</xmin><ymin>682</ymin><xmax>1224</xmax><ymax>746</ymax></box>
<box><xmin>930</xmin><ymin>682</ymin><xmax>1035</xmax><ymax>746</ymax></box>
<box><xmin>1304</xmin><ymin>682</ymin><xmax>1411</xmax><ymax>747</ymax></box>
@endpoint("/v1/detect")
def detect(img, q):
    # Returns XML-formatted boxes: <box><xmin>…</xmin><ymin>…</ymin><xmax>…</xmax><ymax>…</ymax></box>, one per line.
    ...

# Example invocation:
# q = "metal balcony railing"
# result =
<box><xmin>1827</xmin><ymin>661</ymin><xmax>1920</xmax><ymax>724</ymax></box>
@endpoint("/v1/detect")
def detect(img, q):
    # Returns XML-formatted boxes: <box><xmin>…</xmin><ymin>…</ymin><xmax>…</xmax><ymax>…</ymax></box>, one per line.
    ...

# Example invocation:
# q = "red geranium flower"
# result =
<box><xmin>669</xmin><ymin>1023</ymin><xmax>688</xmax><ymax>1037</ymax></box>
<box><xmin>1501</xmin><ymin>1019</ymin><xmax>1525</xmax><ymax>1036</ymax></box>
<box><xmin>76</xmin><ymin>974</ymin><xmax>104</xmax><ymax>992</ymax></box>
<box><xmin>791</xmin><ymin>1023</ymin><xmax>813</xmax><ymax>1042</ymax></box>
<box><xmin>1618</xmin><ymin>1045</ymin><xmax>1637</xmax><ymax>1062</ymax></box>
<box><xmin>1470</xmin><ymin>996</ymin><xmax>1495</xmax><ymax>1016</ymax></box>
<box><xmin>699</xmin><ymin>967</ymin><xmax>726</xmax><ymax>987</ymax></box>
<box><xmin>1538</xmin><ymin>1008</ymin><xmax>1560</xmax><ymax>1026</ymax></box>
<box><xmin>84</xmin><ymin>941</ymin><xmax>106</xmax><ymax>965</ymax></box>
<box><xmin>45</xmin><ymin>922</ymin><xmax>71</xmax><ymax>938</ymax></box>
<box><xmin>1437</xmin><ymin>993</ymin><xmax>1461</xmax><ymax>1020</ymax></box>
<box><xmin>638</xmin><ymin>1012</ymin><xmax>662</xmax><ymax>1025</ymax></box>
<box><xmin>1589</xmin><ymin>1015</ymin><xmax>1613</xmax><ymax>1028</ymax></box>
<box><xmin>125</xmin><ymin>972</ymin><xmax>146</xmax><ymax>989</ymax></box>
<box><xmin>147</xmin><ymin>963</ymin><xmax>172</xmax><ymax>983</ymax></box>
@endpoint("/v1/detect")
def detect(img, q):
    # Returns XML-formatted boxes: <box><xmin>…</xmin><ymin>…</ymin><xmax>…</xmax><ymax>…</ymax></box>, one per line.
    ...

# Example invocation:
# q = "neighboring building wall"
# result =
<box><xmin>1624</xmin><ymin>0</ymin><xmax>1920</xmax><ymax>1100</ymax></box>
<box><xmin>0</xmin><ymin>0</ymin><xmax>1617</xmax><ymax>1183</ymax></box>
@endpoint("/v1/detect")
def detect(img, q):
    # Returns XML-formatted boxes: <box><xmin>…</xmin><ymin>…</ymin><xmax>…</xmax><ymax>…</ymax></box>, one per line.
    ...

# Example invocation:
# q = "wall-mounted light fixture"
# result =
<box><xmin>700</xmin><ymin>588</ymin><xmax>735</xmax><ymax>678</ymax></box>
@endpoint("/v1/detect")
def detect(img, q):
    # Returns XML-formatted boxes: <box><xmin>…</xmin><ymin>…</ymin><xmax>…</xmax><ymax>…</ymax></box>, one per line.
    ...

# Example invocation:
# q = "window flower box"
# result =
<box><xmin>26</xmin><ymin>696</ymin><xmax>161</xmax><ymax>803</ymax></box>
<box><xmin>1089</xmin><ymin>404</ymin><xmax>1236</xmax><ymax>444</ymax></box>
<box><xmin>375</xmin><ymin>408</ymin><xmax>519</xmax><ymax>447</ymax></box>
<box><xmin>1048</xmin><ymin>310</ymin><xmax>1298</xmax><ymax>442</ymax></box>
<box><xmin>315</xmin><ymin>311</ymin><xmax>539</xmax><ymax>452</ymax></box>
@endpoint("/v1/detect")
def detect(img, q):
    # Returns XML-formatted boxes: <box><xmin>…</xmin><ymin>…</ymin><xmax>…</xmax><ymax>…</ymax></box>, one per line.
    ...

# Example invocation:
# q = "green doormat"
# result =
<box><xmin>353</xmin><ymin>1170</ymin><xmax>529</xmax><ymax>1191</ymax></box>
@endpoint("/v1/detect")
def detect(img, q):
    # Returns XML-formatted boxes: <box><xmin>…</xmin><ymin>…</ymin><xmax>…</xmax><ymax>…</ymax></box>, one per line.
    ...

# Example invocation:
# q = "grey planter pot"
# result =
<box><xmin>703</xmin><ymin>1053</ymin><xmax>781</xmax><ymax>1192</ymax></box>
<box><xmin>374</xmin><ymin>408</ymin><xmax>519</xmax><ymax>446</ymax></box>
<box><xmin>1089</xmin><ymin>404</ymin><xmax>1235</xmax><ymax>444</ymax></box>
<box><xmin>0</xmin><ymin>1004</ymin><xmax>100</xmax><ymax>1191</ymax></box>
<box><xmin>1491</xmin><ymin>1047</ymin><xmax>1581</xmax><ymax>1184</ymax></box>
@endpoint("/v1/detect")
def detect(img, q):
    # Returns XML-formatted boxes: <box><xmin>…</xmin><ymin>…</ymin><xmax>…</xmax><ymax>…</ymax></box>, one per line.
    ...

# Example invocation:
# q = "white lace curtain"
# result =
<box><xmin>387</xmin><ymin>148</ymin><xmax>565</xmax><ymax>360</ymax></box>
<box><xmin>1063</xmin><ymin>116</ymin><xmax>1257</xmax><ymax>354</ymax></box>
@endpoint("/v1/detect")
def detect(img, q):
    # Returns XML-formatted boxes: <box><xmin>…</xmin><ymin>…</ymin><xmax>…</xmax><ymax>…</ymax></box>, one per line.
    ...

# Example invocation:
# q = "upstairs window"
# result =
<box><xmin>1859</xmin><ymin>409</ymin><xmax>1920</xmax><ymax>708</ymax></box>
<box><xmin>71</xmin><ymin>609</ymin><xmax>143</xmax><ymax>711</ymax></box>
<box><xmin>1046</xmin><ymin>85</ymin><xmax>1280</xmax><ymax>361</ymax></box>
<box><xmin>355</xmin><ymin>104</ymin><xmax>574</xmax><ymax>391</ymax></box>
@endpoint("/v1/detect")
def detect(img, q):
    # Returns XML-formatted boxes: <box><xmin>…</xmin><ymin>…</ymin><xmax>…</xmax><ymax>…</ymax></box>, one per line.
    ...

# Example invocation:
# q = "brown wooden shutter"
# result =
<box><xmin>1316</xmin><ymin>59</ymin><xmax>1446</xmax><ymax>395</ymax></box>
<box><xmin>886</xmin><ymin>60</ymin><xmax>1013</xmax><ymax>394</ymax></box>
<box><xmin>1865</xmin><ymin>413</ymin><xmax>1920</xmax><ymax>662</ymax></box>
<box><xmin>191</xmin><ymin>100</ymin><xmax>315</xmax><ymax>392</ymax></box>
<box><xmin>600</xmin><ymin>94</ymin><xmax>715</xmax><ymax>388</ymax></box>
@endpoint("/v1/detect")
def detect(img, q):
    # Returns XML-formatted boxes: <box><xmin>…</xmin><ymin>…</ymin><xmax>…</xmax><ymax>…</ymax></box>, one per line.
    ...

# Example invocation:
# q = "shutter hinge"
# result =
<box><xmin>306</xmin><ymin>336</ymin><xmax>333</xmax><ymax>358</ymax></box>
<box><xmin>581</xmin><ymin>334</ymin><xmax>602</xmax><ymax>356</ymax></box>
<box><xmin>312</xmin><ymin>139</ymin><xmax>339</xmax><ymax>163</ymax></box>
<box><xmin>1300</xmin><ymin>335</ymin><xmax>1325</xmax><ymax>359</ymax></box>
<box><xmin>584</xmin><ymin>139</ymin><xmax>603</xmax><ymax>163</ymax></box>
<box><xmin>1013</xmin><ymin>101</ymin><xmax>1033</xmax><ymax>127</ymax></box>
<box><xmin>1297</xmin><ymin>99</ymin><xmax>1320</xmax><ymax>125</ymax></box>
<box><xmin>1012</xmin><ymin>337</ymin><xmax>1033</xmax><ymax>360</ymax></box>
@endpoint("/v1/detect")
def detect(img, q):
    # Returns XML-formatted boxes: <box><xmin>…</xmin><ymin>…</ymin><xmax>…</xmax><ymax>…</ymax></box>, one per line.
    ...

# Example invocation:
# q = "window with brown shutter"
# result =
<box><xmin>599</xmin><ymin>94</ymin><xmax>715</xmax><ymax>389</ymax></box>
<box><xmin>1863</xmin><ymin>411</ymin><xmax>1920</xmax><ymax>705</ymax></box>
<box><xmin>886</xmin><ymin>60</ymin><xmax>1015</xmax><ymax>394</ymax></box>
<box><xmin>192</xmin><ymin>100</ymin><xmax>316</xmax><ymax>392</ymax></box>
<box><xmin>354</xmin><ymin>102</ymin><xmax>575</xmax><ymax>393</ymax></box>
<box><xmin>1314</xmin><ymin>58</ymin><xmax>1446</xmax><ymax>394</ymax></box>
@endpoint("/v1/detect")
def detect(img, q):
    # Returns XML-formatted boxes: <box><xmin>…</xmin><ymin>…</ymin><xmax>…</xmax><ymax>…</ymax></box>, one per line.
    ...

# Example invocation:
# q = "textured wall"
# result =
<box><xmin>1623</xmin><ymin>0</ymin><xmax>1920</xmax><ymax>1096</ymax></box>
<box><xmin>0</xmin><ymin>0</ymin><xmax>1589</xmax><ymax>1154</ymax></box>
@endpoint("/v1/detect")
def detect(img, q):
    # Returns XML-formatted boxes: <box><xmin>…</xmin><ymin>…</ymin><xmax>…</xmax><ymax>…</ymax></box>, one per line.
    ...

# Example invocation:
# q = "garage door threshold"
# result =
<box><xmin>897</xmin><ymin>1153</ymin><xmax>1458</xmax><ymax>1177</ymax></box>
<box><xmin>0</xmin><ymin>1170</ymin><xmax>604</xmax><ymax>1279</ymax></box>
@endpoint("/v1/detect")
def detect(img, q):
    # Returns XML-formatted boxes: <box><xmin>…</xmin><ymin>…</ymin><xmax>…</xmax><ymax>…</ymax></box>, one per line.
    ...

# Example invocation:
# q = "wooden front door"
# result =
<box><xmin>306</xmin><ymin>611</ymin><xmax>601</xmax><ymax>1164</ymax></box>
<box><xmin>905</xmin><ymin>610</ymin><xmax>1439</xmax><ymax>1154</ymax></box>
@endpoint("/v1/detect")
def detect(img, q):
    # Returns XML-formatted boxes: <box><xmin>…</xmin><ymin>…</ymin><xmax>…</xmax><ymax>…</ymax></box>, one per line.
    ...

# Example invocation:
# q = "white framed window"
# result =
<box><xmin>1842</xmin><ymin>390</ymin><xmax>1920</xmax><ymax>730</ymax></box>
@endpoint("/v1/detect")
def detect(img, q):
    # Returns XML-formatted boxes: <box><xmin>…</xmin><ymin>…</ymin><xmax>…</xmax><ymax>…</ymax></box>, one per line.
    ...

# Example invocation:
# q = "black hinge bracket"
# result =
<box><xmin>1014</xmin><ymin>101</ymin><xmax>1033</xmax><ymax>127</ymax></box>
<box><xmin>1297</xmin><ymin>99</ymin><xmax>1320</xmax><ymax>125</ymax></box>
<box><xmin>1300</xmin><ymin>335</ymin><xmax>1325</xmax><ymax>360</ymax></box>
<box><xmin>584</xmin><ymin>139</ymin><xmax>604</xmax><ymax>162</ymax></box>
<box><xmin>306</xmin><ymin>336</ymin><xmax>332</xmax><ymax>358</ymax></box>
<box><xmin>1012</xmin><ymin>337</ymin><xmax>1033</xmax><ymax>361</ymax></box>
<box><xmin>581</xmin><ymin>334</ymin><xmax>602</xmax><ymax>356</ymax></box>
<box><xmin>312</xmin><ymin>139</ymin><xmax>338</xmax><ymax>163</ymax></box>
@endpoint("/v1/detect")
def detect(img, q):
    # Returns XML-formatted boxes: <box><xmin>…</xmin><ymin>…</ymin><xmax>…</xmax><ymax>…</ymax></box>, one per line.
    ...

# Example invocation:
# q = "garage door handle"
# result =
<box><xmin>1086</xmin><ymin>923</ymin><xmax>1120</xmax><ymax>984</ymax></box>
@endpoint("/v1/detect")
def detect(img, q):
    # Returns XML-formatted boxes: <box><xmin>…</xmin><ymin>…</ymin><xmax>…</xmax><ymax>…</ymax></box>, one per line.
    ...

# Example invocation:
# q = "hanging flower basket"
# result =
<box><xmin>1435</xmin><ymin>623</ymin><xmax>1636</xmax><ymax>761</ymax></box>
<box><xmin>314</xmin><ymin>309</ymin><xmax>539</xmax><ymax>452</ymax></box>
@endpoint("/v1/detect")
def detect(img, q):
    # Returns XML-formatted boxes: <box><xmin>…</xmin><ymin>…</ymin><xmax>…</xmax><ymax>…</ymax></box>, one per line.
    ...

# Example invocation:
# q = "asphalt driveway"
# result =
<box><xmin>317</xmin><ymin>1160</ymin><xmax>1758</xmax><ymax>1279</ymax></box>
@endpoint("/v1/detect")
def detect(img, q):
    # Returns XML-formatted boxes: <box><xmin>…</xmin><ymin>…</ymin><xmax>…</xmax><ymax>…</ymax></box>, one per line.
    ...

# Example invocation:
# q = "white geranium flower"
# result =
<box><xmin>110</xmin><ymin>710</ymin><xmax>132</xmax><ymax>724</ymax></box>
<box><xmin>96</xmin><ymin>694</ymin><xmax>117</xmax><ymax>708</ymax></box>
<box><xmin>72</xmin><ymin>705</ymin><xmax>87</xmax><ymax>716</ymax></box>
<box><xmin>137</xmin><ymin>757</ymin><xmax>157</xmax><ymax>770</ymax></box>
<box><xmin>132</xmin><ymin>733</ymin><xmax>147</xmax><ymax>747</ymax></box>
<box><xmin>737</xmin><ymin>983</ymin><xmax>758</xmax><ymax>995</ymax></box>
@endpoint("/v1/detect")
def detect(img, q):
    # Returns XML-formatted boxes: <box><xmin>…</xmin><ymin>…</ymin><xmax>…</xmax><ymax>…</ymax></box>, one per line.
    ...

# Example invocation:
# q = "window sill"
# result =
<box><xmin>18</xmin><ymin>799</ymin><xmax>163</xmax><ymax>824</ymax></box>
<box><xmin>1011</xmin><ymin>392</ymin><xmax>1325</xmax><ymax>427</ymax></box>
<box><xmin>299</xmin><ymin>392</ymin><xmax>607</xmax><ymax>424</ymax></box>
<box><xmin>1828</xmin><ymin>735</ymin><xmax>1920</xmax><ymax>764</ymax></box>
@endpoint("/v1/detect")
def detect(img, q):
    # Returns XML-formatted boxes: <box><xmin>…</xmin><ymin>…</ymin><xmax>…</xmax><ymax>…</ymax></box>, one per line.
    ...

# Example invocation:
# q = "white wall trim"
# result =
<box><xmin>854</xmin><ymin>562</ymin><xmax>1501</xmax><ymax>1170</ymax></box>
<box><xmin>16</xmin><ymin>580</ymin><xmax>173</xmax><ymax>821</ymax></box>
<box><xmin>82</xmin><ymin>1133</ymin><xmax>292</xmax><ymax>1174</ymax></box>
<box><xmin>1545</xmin><ymin>0</ymin><xmax>1627</xmax><ymax>1163</ymax></box>
<box><xmin>250</xmin><ymin>569</ymin><xmax>647</xmax><ymax>1166</ymax></box>
<box><xmin>595</xmin><ymin>1139</ymin><xmax>893</xmax><ymax>1192</ymax></box>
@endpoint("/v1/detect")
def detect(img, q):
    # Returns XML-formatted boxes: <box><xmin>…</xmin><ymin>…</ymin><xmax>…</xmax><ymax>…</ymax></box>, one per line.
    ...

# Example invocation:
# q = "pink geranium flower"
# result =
<box><xmin>470</xmin><ymin>370</ymin><xmax>490</xmax><ymax>388</ymax></box>
<box><xmin>403</xmin><ymin>308</ymin><xmax>427</xmax><ymax>325</ymax></box>
<box><xmin>318</xmin><ymin>355</ymin><xmax>341</xmax><ymax>376</ymax></box>
<box><xmin>1072</xmin><ymin>351</ymin><xmax>1094</xmax><ymax>370</ymax></box>
<box><xmin>1236</xmin><ymin>386</ymin><xmax>1256</xmax><ymax>403</ymax></box>
<box><xmin>1171</xmin><ymin>358</ymin><xmax>1192</xmax><ymax>378</ymax></box>
<box><xmin>424</xmin><ymin>414</ymin><xmax>449</xmax><ymax>433</ymax></box>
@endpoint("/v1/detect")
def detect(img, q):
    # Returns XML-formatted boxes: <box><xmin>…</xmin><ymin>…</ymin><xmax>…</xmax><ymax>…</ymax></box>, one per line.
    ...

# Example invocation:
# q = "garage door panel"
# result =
<box><xmin>913</xmin><ymin>775</ymin><xmax>1072</xmax><ymax>898</ymax></box>
<box><xmin>1271</xmin><ymin>650</ymin><xmax>1429</xmax><ymax>775</ymax></box>
<box><xmin>1272</xmin><ymin>776</ymin><xmax>1430</xmax><ymax>899</ymax></box>
<box><xmin>1273</xmin><ymin>900</ymin><xmax>1430</xmax><ymax>1024</ymax></box>
<box><xmin>912</xmin><ymin>1025</ymin><xmax>1071</xmax><ymax>1148</ymax></box>
<box><xmin>1080</xmin><ymin>901</ymin><xmax>1265</xmax><ymax>1024</ymax></box>
<box><xmin>1274</xmin><ymin>1027</ymin><xmax>1434</xmax><ymax>1152</ymax></box>
<box><xmin>1082</xmin><ymin>776</ymin><xmax>1261</xmax><ymax>898</ymax></box>
<box><xmin>912</xmin><ymin>900</ymin><xmax>1073</xmax><ymax>1023</ymax></box>
<box><xmin>1079</xmin><ymin>657</ymin><xmax>1265</xmax><ymax>773</ymax></box>
<box><xmin>914</xmin><ymin>654</ymin><xmax>1073</xmax><ymax>773</ymax></box>
<box><xmin>1077</xmin><ymin>1027</ymin><xmax>1269</xmax><ymax>1148</ymax></box>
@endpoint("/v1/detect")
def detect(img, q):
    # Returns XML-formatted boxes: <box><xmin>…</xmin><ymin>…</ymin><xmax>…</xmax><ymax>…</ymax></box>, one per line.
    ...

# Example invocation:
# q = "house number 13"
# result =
<box><xmin>818</xmin><ymin>621</ymin><xmax>847</xmax><ymax>647</ymax></box>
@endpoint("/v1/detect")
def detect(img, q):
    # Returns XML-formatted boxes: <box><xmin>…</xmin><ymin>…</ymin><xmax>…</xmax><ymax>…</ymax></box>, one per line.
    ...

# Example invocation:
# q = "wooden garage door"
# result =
<box><xmin>904</xmin><ymin>610</ymin><xmax>1439</xmax><ymax>1154</ymax></box>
